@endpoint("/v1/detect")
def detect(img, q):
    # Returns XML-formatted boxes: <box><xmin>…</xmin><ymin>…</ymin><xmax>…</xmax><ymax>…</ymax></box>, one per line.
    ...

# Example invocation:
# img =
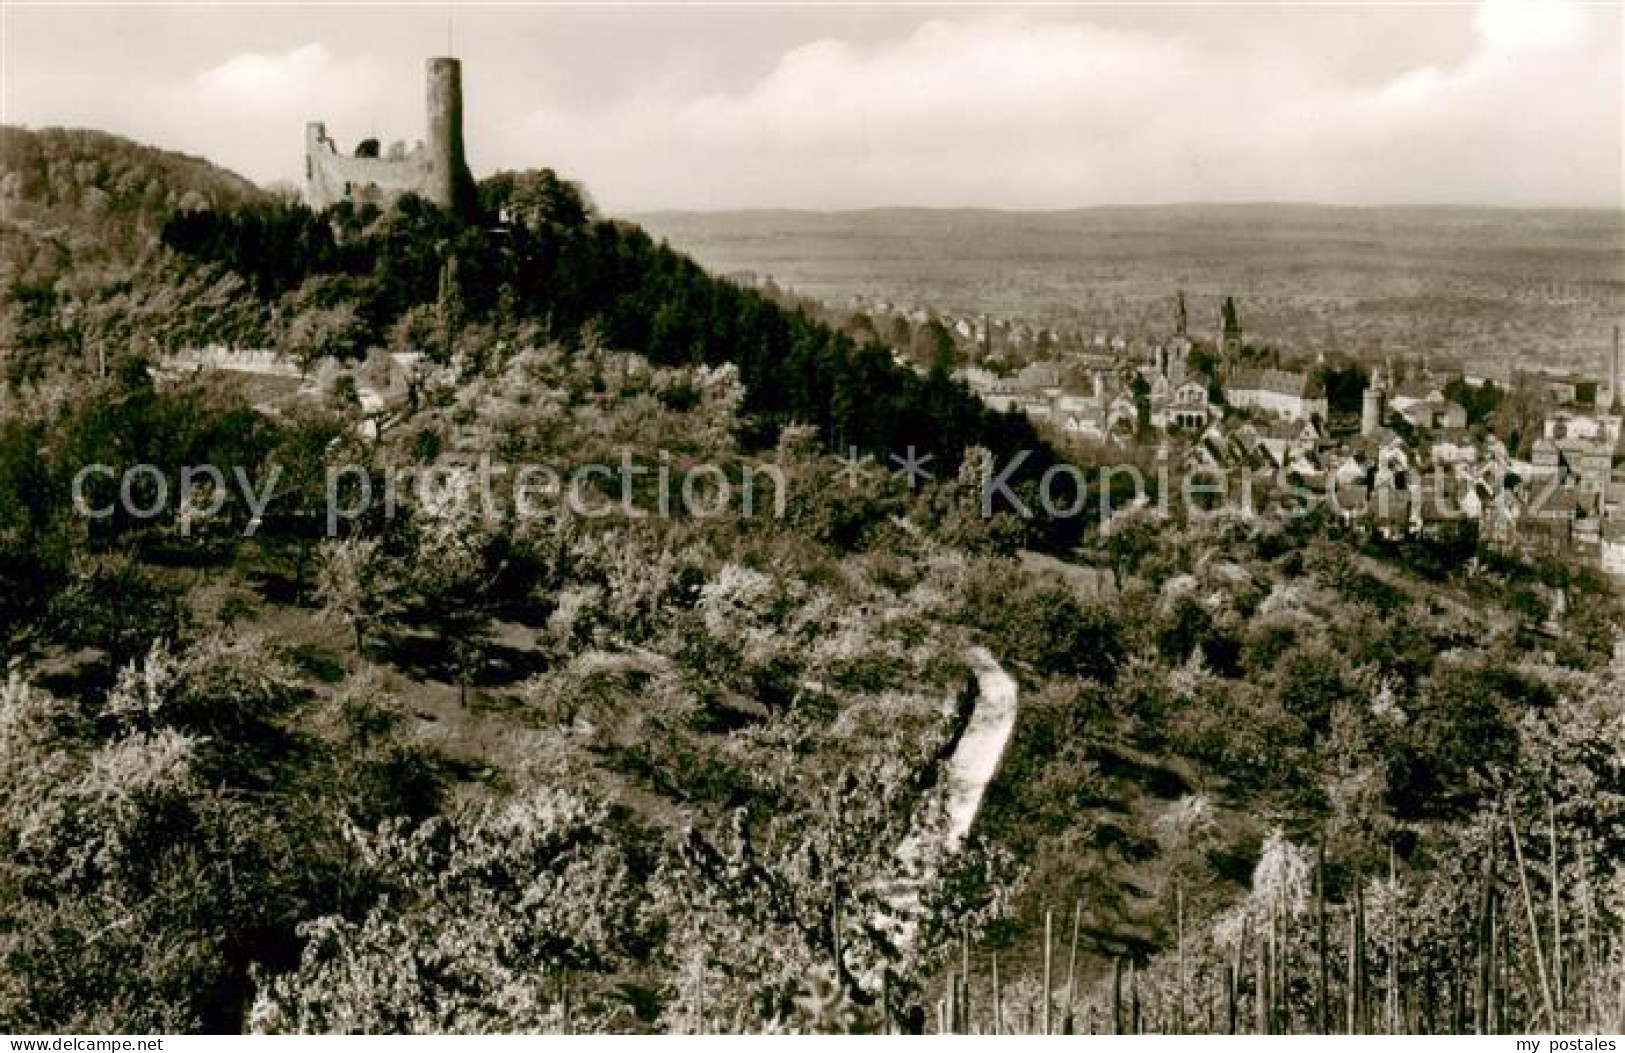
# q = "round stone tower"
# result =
<box><xmin>425</xmin><ymin>57</ymin><xmax>472</xmax><ymax>212</ymax></box>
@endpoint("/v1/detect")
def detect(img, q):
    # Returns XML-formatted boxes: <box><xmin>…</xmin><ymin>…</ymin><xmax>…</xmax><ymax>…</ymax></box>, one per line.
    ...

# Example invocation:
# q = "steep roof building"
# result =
<box><xmin>1225</xmin><ymin>367</ymin><xmax>1328</xmax><ymax>423</ymax></box>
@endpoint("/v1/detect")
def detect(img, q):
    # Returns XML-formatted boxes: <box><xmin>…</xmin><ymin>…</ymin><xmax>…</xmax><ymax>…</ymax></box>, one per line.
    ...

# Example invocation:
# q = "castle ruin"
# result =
<box><xmin>304</xmin><ymin>57</ymin><xmax>473</xmax><ymax>212</ymax></box>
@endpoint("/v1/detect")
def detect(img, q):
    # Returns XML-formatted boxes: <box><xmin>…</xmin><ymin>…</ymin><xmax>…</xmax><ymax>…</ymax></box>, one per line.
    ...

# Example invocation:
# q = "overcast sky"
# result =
<box><xmin>3</xmin><ymin>1</ymin><xmax>1621</xmax><ymax>211</ymax></box>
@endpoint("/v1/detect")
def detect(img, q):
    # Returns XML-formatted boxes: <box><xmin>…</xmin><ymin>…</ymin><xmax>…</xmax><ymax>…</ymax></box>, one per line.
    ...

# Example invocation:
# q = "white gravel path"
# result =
<box><xmin>938</xmin><ymin>647</ymin><xmax>1019</xmax><ymax>853</ymax></box>
<box><xmin>878</xmin><ymin>647</ymin><xmax>1018</xmax><ymax>951</ymax></box>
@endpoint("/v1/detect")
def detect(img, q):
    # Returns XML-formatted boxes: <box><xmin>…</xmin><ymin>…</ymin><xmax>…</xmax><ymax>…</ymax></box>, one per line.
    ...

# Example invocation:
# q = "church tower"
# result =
<box><xmin>1220</xmin><ymin>296</ymin><xmax>1243</xmax><ymax>363</ymax></box>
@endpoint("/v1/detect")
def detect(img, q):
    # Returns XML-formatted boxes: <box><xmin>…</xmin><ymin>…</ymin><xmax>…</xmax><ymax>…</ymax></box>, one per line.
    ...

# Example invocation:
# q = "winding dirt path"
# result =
<box><xmin>937</xmin><ymin>647</ymin><xmax>1019</xmax><ymax>853</ymax></box>
<box><xmin>878</xmin><ymin>647</ymin><xmax>1018</xmax><ymax>951</ymax></box>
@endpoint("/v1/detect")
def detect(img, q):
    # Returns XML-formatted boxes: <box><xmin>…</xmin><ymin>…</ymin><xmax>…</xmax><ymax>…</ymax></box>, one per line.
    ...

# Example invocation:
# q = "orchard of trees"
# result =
<box><xmin>1</xmin><ymin>127</ymin><xmax>1622</xmax><ymax>1034</ymax></box>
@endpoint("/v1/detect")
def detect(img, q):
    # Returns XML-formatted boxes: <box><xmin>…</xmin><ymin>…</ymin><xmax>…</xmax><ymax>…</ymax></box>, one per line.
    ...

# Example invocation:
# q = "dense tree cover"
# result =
<box><xmin>959</xmin><ymin>566</ymin><xmax>1124</xmax><ymax>683</ymax></box>
<box><xmin>1445</xmin><ymin>375</ymin><xmax>1503</xmax><ymax>428</ymax></box>
<box><xmin>961</xmin><ymin>513</ymin><xmax>1625</xmax><ymax>1033</ymax></box>
<box><xmin>0</xmin><ymin>363</ymin><xmax>350</xmax><ymax>664</ymax></box>
<box><xmin>0</xmin><ymin>640</ymin><xmax>358</xmax><ymax>1031</ymax></box>
<box><xmin>3</xmin><ymin>131</ymin><xmax>1622</xmax><ymax>1034</ymax></box>
<box><xmin>1</xmin><ymin>126</ymin><xmax>263</xmax><ymax>269</ymax></box>
<box><xmin>151</xmin><ymin>179</ymin><xmax>1067</xmax><ymax>527</ymax></box>
<box><xmin>0</xmin><ymin>335</ymin><xmax>1026</xmax><ymax>1032</ymax></box>
<box><xmin>0</xmin><ymin>417</ymin><xmax>66</xmax><ymax>634</ymax></box>
<box><xmin>160</xmin><ymin>204</ymin><xmax>346</xmax><ymax>297</ymax></box>
<box><xmin>1</xmin><ymin>127</ymin><xmax>268</xmax><ymax>384</ymax></box>
<box><xmin>1315</xmin><ymin>362</ymin><xmax>1370</xmax><ymax>417</ymax></box>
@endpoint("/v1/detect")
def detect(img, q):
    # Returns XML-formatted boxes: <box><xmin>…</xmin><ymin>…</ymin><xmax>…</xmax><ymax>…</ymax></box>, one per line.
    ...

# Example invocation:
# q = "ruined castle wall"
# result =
<box><xmin>305</xmin><ymin>124</ymin><xmax>440</xmax><ymax>209</ymax></box>
<box><xmin>302</xmin><ymin>57</ymin><xmax>471</xmax><ymax>212</ymax></box>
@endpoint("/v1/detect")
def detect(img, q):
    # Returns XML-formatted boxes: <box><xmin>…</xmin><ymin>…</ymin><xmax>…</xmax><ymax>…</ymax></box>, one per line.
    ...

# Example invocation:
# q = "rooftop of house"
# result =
<box><xmin>1390</xmin><ymin>377</ymin><xmax>1446</xmax><ymax>400</ymax></box>
<box><xmin>1227</xmin><ymin>367</ymin><xmax>1324</xmax><ymax>399</ymax></box>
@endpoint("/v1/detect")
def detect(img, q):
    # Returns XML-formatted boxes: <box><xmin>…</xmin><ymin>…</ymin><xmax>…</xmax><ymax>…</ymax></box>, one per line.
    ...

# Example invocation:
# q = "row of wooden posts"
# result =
<box><xmin>931</xmin><ymin>803</ymin><xmax>1625</xmax><ymax>1035</ymax></box>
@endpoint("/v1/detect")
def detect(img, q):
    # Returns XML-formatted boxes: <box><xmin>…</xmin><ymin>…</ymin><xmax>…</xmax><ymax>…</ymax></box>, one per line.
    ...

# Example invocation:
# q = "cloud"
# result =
<box><xmin>167</xmin><ymin>44</ymin><xmax>401</xmax><ymax>179</ymax></box>
<box><xmin>192</xmin><ymin>43</ymin><xmax>389</xmax><ymax>120</ymax></box>
<box><xmin>5</xmin><ymin>1</ymin><xmax>1615</xmax><ymax>207</ymax></box>
<box><xmin>197</xmin><ymin>43</ymin><xmax>338</xmax><ymax>103</ymax></box>
<box><xmin>503</xmin><ymin>1</ymin><xmax>1619</xmax><ymax>210</ymax></box>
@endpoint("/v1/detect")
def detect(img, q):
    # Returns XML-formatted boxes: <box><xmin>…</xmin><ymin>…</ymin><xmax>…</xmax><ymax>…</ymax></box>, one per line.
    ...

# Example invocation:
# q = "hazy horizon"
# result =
<box><xmin>4</xmin><ymin>0</ymin><xmax>1620</xmax><ymax>212</ymax></box>
<box><xmin>7</xmin><ymin>120</ymin><xmax>1622</xmax><ymax>216</ymax></box>
<box><xmin>630</xmin><ymin>202</ymin><xmax>1625</xmax><ymax>216</ymax></box>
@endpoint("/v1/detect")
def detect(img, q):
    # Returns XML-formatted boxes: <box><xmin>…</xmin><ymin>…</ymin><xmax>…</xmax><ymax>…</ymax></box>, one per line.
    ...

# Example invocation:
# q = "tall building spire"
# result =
<box><xmin>1613</xmin><ymin>323</ymin><xmax>1622</xmax><ymax>411</ymax></box>
<box><xmin>1220</xmin><ymin>296</ymin><xmax>1242</xmax><ymax>361</ymax></box>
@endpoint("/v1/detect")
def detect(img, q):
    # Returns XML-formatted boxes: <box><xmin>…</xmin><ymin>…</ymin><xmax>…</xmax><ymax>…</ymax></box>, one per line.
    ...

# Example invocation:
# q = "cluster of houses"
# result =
<box><xmin>848</xmin><ymin>293</ymin><xmax>1079</xmax><ymax>360</ymax></box>
<box><xmin>769</xmin><ymin>279</ymin><xmax>1625</xmax><ymax>584</ymax></box>
<box><xmin>954</xmin><ymin>316</ymin><xmax>1625</xmax><ymax>583</ymax></box>
<box><xmin>1319</xmin><ymin>404</ymin><xmax>1623</xmax><ymax>577</ymax></box>
<box><xmin>957</xmin><ymin>332</ymin><xmax>1328</xmax><ymax>441</ymax></box>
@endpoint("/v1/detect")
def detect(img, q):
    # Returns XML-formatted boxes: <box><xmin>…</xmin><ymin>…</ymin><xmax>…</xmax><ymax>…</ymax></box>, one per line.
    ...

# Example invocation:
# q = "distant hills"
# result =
<box><xmin>5</xmin><ymin>122</ymin><xmax>1619</xmax><ymax>386</ymax></box>
<box><xmin>635</xmin><ymin>204</ymin><xmax>1625</xmax><ymax>380</ymax></box>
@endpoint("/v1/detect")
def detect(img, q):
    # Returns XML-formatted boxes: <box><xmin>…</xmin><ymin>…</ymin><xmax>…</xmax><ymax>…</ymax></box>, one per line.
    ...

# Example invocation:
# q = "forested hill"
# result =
<box><xmin>164</xmin><ymin>174</ymin><xmax>1058</xmax><ymax>488</ymax></box>
<box><xmin>0</xmin><ymin>131</ymin><xmax>1079</xmax><ymax>1031</ymax></box>
<box><xmin>1</xmin><ymin>127</ymin><xmax>271</xmax><ymax>386</ymax></box>
<box><xmin>1</xmin><ymin>126</ymin><xmax>266</xmax><ymax>271</ymax></box>
<box><xmin>0</xmin><ymin>129</ymin><xmax>1066</xmax><ymax>533</ymax></box>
